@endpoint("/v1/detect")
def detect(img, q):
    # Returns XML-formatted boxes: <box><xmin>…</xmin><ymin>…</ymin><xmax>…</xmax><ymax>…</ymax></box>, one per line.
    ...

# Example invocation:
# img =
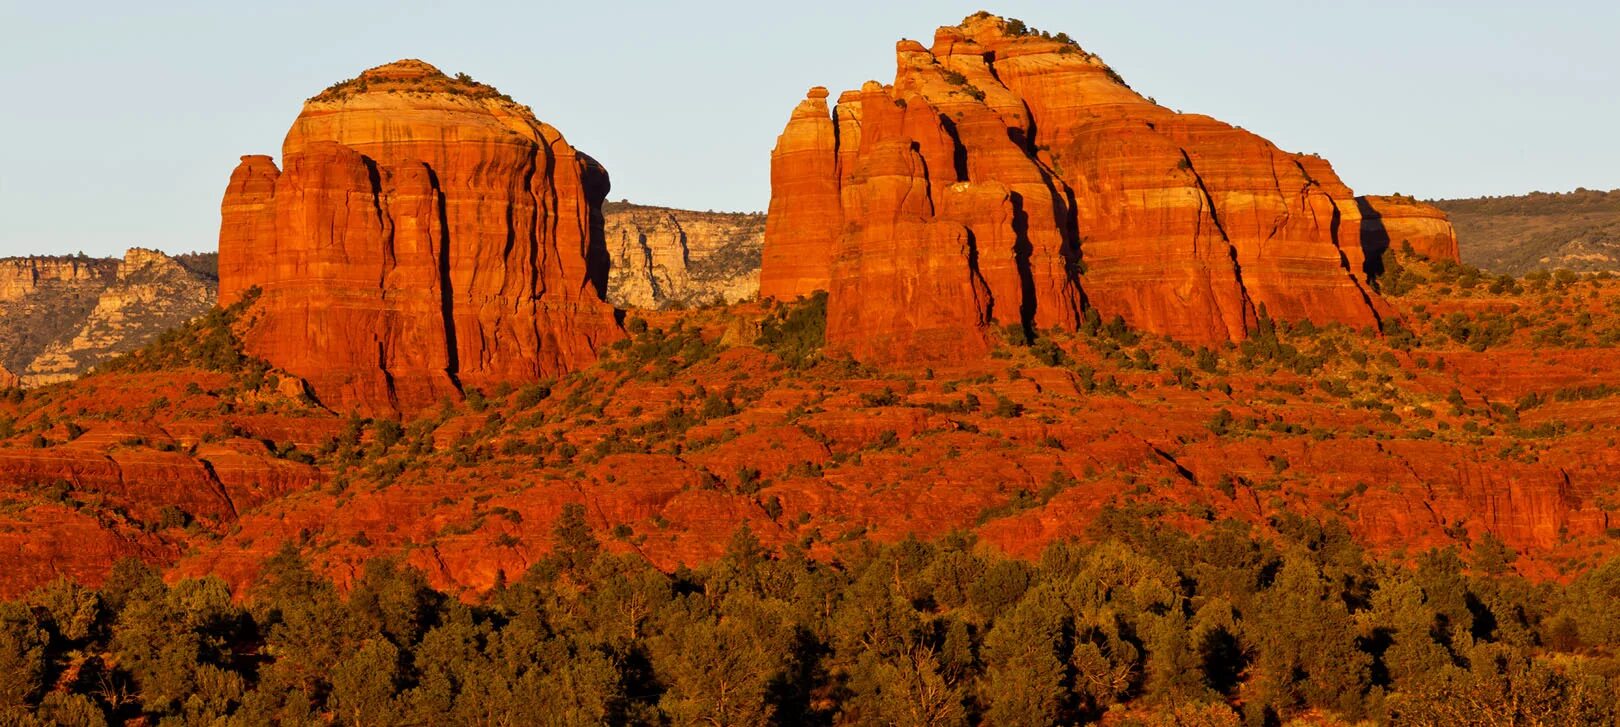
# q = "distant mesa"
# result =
<box><xmin>218</xmin><ymin>59</ymin><xmax>622</xmax><ymax>415</ymax></box>
<box><xmin>0</xmin><ymin>248</ymin><xmax>215</xmax><ymax>386</ymax></box>
<box><xmin>1433</xmin><ymin>188</ymin><xmax>1620</xmax><ymax>275</ymax></box>
<box><xmin>758</xmin><ymin>12</ymin><xmax>1460</xmax><ymax>364</ymax></box>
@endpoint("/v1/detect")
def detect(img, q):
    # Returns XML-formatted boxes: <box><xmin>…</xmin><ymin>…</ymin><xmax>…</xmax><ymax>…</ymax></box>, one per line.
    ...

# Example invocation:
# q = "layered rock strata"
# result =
<box><xmin>24</xmin><ymin>249</ymin><xmax>216</xmax><ymax>385</ymax></box>
<box><xmin>0</xmin><ymin>251</ymin><xmax>214</xmax><ymax>385</ymax></box>
<box><xmin>218</xmin><ymin>60</ymin><xmax>622</xmax><ymax>413</ymax></box>
<box><xmin>760</xmin><ymin>13</ymin><xmax>1387</xmax><ymax>361</ymax></box>
<box><xmin>603</xmin><ymin>203</ymin><xmax>763</xmax><ymax>309</ymax></box>
<box><xmin>1358</xmin><ymin>194</ymin><xmax>1463</xmax><ymax>265</ymax></box>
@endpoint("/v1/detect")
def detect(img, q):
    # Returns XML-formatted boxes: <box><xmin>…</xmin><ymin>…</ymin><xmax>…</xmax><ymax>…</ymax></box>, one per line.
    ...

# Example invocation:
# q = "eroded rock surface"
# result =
<box><xmin>603</xmin><ymin>202</ymin><xmax>763</xmax><ymax>309</ymax></box>
<box><xmin>218</xmin><ymin>60</ymin><xmax>622</xmax><ymax>414</ymax></box>
<box><xmin>0</xmin><ymin>250</ymin><xmax>214</xmax><ymax>386</ymax></box>
<box><xmin>760</xmin><ymin>13</ymin><xmax>1389</xmax><ymax>362</ymax></box>
<box><xmin>1359</xmin><ymin>194</ymin><xmax>1462</xmax><ymax>265</ymax></box>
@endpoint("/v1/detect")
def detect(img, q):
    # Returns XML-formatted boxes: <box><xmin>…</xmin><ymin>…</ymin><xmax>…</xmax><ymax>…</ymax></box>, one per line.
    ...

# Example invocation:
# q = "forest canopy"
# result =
<box><xmin>3</xmin><ymin>505</ymin><xmax>1619</xmax><ymax>726</ymax></box>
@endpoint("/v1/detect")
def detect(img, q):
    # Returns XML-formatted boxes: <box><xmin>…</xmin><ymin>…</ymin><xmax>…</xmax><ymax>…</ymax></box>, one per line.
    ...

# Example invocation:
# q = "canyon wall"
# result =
<box><xmin>218</xmin><ymin>60</ymin><xmax>623</xmax><ymax>414</ymax></box>
<box><xmin>603</xmin><ymin>203</ymin><xmax>763</xmax><ymax>309</ymax></box>
<box><xmin>0</xmin><ymin>250</ymin><xmax>214</xmax><ymax>386</ymax></box>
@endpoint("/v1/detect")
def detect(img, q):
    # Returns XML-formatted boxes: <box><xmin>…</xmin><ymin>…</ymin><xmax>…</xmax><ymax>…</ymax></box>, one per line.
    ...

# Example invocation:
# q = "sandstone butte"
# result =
<box><xmin>1358</xmin><ymin>194</ymin><xmax>1464</xmax><ymax>264</ymax></box>
<box><xmin>218</xmin><ymin>59</ymin><xmax>622</xmax><ymax>415</ymax></box>
<box><xmin>758</xmin><ymin>13</ymin><xmax>1460</xmax><ymax>363</ymax></box>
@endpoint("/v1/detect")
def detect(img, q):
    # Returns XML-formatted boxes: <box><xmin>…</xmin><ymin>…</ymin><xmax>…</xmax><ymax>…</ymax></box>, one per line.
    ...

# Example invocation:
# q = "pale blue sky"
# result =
<box><xmin>1</xmin><ymin>0</ymin><xmax>1615</xmax><ymax>258</ymax></box>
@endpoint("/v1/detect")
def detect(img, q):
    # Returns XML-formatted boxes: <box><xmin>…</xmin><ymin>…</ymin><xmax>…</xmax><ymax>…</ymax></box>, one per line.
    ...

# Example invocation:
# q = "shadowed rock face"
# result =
<box><xmin>219</xmin><ymin>59</ymin><xmax>622</xmax><ymax>415</ymax></box>
<box><xmin>1357</xmin><ymin>195</ymin><xmax>1463</xmax><ymax>269</ymax></box>
<box><xmin>760</xmin><ymin>13</ymin><xmax>1389</xmax><ymax>363</ymax></box>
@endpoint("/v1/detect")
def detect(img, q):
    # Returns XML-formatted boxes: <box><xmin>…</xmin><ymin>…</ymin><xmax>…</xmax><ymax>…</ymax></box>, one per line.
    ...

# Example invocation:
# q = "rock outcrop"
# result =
<box><xmin>0</xmin><ymin>255</ymin><xmax>115</xmax><ymax>303</ymax></box>
<box><xmin>758</xmin><ymin>87</ymin><xmax>844</xmax><ymax>303</ymax></box>
<box><xmin>218</xmin><ymin>60</ymin><xmax>622</xmax><ymax>414</ymax></box>
<box><xmin>759</xmin><ymin>14</ymin><xmax>1387</xmax><ymax>362</ymax></box>
<box><xmin>1358</xmin><ymin>194</ymin><xmax>1462</xmax><ymax>265</ymax></box>
<box><xmin>0</xmin><ymin>256</ymin><xmax>117</xmax><ymax>376</ymax></box>
<box><xmin>0</xmin><ymin>251</ymin><xmax>214</xmax><ymax>386</ymax></box>
<box><xmin>24</xmin><ymin>249</ymin><xmax>216</xmax><ymax>385</ymax></box>
<box><xmin>603</xmin><ymin>202</ymin><xmax>763</xmax><ymax>309</ymax></box>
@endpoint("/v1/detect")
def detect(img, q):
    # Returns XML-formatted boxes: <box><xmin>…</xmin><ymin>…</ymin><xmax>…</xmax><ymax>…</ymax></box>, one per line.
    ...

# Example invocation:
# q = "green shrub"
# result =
<box><xmin>756</xmin><ymin>291</ymin><xmax>828</xmax><ymax>369</ymax></box>
<box><xmin>98</xmin><ymin>288</ymin><xmax>269</xmax><ymax>377</ymax></box>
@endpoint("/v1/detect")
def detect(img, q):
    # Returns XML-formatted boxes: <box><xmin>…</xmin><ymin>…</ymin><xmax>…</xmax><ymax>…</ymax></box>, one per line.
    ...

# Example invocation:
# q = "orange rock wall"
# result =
<box><xmin>1358</xmin><ymin>195</ymin><xmax>1463</xmax><ymax>265</ymax></box>
<box><xmin>219</xmin><ymin>60</ymin><xmax>621</xmax><ymax>414</ymax></box>
<box><xmin>759</xmin><ymin>88</ymin><xmax>842</xmax><ymax>303</ymax></box>
<box><xmin>761</xmin><ymin>15</ymin><xmax>1388</xmax><ymax>360</ymax></box>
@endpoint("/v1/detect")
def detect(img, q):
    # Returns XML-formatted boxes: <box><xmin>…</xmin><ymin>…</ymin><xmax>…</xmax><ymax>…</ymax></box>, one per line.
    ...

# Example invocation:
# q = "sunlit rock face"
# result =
<box><xmin>760</xmin><ymin>13</ymin><xmax>1386</xmax><ymax>363</ymax></box>
<box><xmin>1358</xmin><ymin>194</ymin><xmax>1463</xmax><ymax>266</ymax></box>
<box><xmin>219</xmin><ymin>60</ymin><xmax>622</xmax><ymax>414</ymax></box>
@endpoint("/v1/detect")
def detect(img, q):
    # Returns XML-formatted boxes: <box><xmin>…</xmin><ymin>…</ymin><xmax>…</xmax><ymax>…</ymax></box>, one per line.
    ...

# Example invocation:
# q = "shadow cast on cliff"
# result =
<box><xmin>1357</xmin><ymin>196</ymin><xmax>1393</xmax><ymax>281</ymax></box>
<box><xmin>582</xmin><ymin>153</ymin><xmax>614</xmax><ymax>302</ymax></box>
<box><xmin>423</xmin><ymin>165</ymin><xmax>462</xmax><ymax>388</ymax></box>
<box><xmin>1009</xmin><ymin>191</ymin><xmax>1037</xmax><ymax>342</ymax></box>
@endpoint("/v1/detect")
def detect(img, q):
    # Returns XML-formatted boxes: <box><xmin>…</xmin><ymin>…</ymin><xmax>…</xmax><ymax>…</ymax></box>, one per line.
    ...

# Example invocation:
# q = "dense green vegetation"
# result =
<box><xmin>4</xmin><ymin>506</ymin><xmax>1619</xmax><ymax>726</ymax></box>
<box><xmin>756</xmin><ymin>291</ymin><xmax>829</xmax><ymax>369</ymax></box>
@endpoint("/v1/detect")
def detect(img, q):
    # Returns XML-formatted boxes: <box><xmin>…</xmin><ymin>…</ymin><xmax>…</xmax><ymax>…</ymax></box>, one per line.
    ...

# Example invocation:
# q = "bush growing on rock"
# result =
<box><xmin>756</xmin><ymin>291</ymin><xmax>828</xmax><ymax>369</ymax></box>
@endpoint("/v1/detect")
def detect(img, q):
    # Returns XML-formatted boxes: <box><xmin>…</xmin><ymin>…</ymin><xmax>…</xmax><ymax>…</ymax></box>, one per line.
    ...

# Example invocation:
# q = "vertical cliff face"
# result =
<box><xmin>218</xmin><ymin>60</ymin><xmax>622</xmax><ymax>414</ymax></box>
<box><xmin>603</xmin><ymin>203</ymin><xmax>763</xmax><ymax>309</ymax></box>
<box><xmin>760</xmin><ymin>14</ymin><xmax>1387</xmax><ymax>362</ymax></box>
<box><xmin>0</xmin><ymin>257</ymin><xmax>116</xmax><ymax>376</ymax></box>
<box><xmin>759</xmin><ymin>88</ymin><xmax>843</xmax><ymax>302</ymax></box>
<box><xmin>216</xmin><ymin>155</ymin><xmax>279</xmax><ymax>305</ymax></box>
<box><xmin>0</xmin><ymin>251</ymin><xmax>213</xmax><ymax>386</ymax></box>
<box><xmin>1357</xmin><ymin>194</ymin><xmax>1463</xmax><ymax>265</ymax></box>
<box><xmin>23</xmin><ymin>249</ymin><xmax>216</xmax><ymax>385</ymax></box>
<box><xmin>0</xmin><ymin>256</ymin><xmax>115</xmax><ymax>304</ymax></box>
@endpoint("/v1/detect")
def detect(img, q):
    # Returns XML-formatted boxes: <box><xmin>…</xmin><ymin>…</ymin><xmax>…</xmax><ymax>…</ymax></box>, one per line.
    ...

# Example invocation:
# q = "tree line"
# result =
<box><xmin>3</xmin><ymin>505</ymin><xmax>1619</xmax><ymax>726</ymax></box>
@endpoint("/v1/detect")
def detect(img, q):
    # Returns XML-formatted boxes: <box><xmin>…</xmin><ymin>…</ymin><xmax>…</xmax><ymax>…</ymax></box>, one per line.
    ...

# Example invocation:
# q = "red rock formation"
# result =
<box><xmin>0</xmin><ymin>503</ymin><xmax>181</xmax><ymax>599</ymax></box>
<box><xmin>217</xmin><ymin>155</ymin><xmax>279</xmax><ymax>304</ymax></box>
<box><xmin>759</xmin><ymin>88</ymin><xmax>841</xmax><ymax>301</ymax></box>
<box><xmin>760</xmin><ymin>14</ymin><xmax>1388</xmax><ymax>360</ymax></box>
<box><xmin>1358</xmin><ymin>194</ymin><xmax>1462</xmax><ymax>264</ymax></box>
<box><xmin>219</xmin><ymin>60</ymin><xmax>622</xmax><ymax>414</ymax></box>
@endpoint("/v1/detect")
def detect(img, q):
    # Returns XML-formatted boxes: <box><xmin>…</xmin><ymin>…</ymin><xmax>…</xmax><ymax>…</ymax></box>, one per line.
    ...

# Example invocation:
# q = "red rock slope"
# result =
<box><xmin>218</xmin><ymin>60</ymin><xmax>622</xmax><ymax>414</ymax></box>
<box><xmin>760</xmin><ymin>14</ymin><xmax>1387</xmax><ymax>361</ymax></box>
